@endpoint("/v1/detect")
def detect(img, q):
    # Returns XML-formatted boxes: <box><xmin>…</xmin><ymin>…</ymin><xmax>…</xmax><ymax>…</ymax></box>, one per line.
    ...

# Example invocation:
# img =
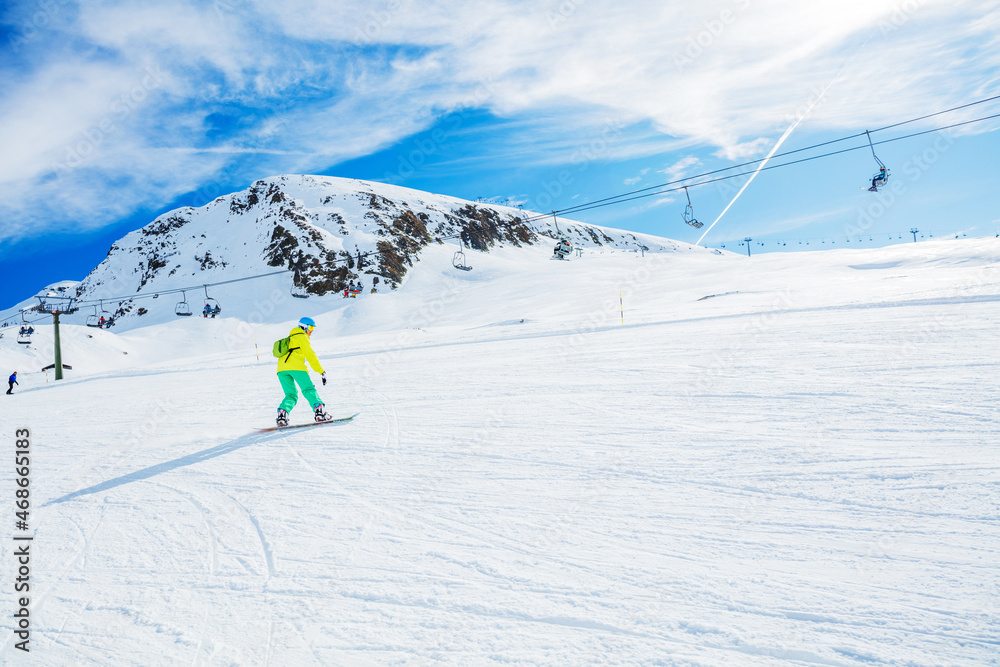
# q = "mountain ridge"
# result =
<box><xmin>12</xmin><ymin>175</ymin><xmax>688</xmax><ymax>326</ymax></box>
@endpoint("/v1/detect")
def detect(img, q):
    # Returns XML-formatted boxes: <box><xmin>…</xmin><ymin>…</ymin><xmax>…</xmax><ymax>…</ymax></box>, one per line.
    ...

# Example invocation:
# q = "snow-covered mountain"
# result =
<box><xmin>53</xmin><ymin>175</ymin><xmax>688</xmax><ymax>328</ymax></box>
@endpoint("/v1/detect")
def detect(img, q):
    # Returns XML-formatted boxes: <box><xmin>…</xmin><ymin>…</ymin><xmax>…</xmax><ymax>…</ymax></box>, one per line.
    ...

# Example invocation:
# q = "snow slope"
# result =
<box><xmin>1</xmin><ymin>237</ymin><xmax>998</xmax><ymax>665</ymax></box>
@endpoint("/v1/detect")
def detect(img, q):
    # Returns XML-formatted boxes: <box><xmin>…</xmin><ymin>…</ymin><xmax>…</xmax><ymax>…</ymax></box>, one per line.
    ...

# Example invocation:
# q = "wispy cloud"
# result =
<box><xmin>662</xmin><ymin>156</ymin><xmax>702</xmax><ymax>181</ymax></box>
<box><xmin>1</xmin><ymin>0</ymin><xmax>997</xmax><ymax>245</ymax></box>
<box><xmin>624</xmin><ymin>167</ymin><xmax>650</xmax><ymax>185</ymax></box>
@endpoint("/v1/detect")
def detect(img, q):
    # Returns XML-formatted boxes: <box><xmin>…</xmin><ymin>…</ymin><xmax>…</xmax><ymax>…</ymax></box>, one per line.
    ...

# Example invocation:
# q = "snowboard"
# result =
<box><xmin>256</xmin><ymin>412</ymin><xmax>359</xmax><ymax>433</ymax></box>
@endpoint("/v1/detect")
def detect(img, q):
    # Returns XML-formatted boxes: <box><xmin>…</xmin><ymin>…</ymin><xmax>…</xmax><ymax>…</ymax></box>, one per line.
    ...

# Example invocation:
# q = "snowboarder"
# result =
<box><xmin>275</xmin><ymin>317</ymin><xmax>332</xmax><ymax>427</ymax></box>
<box><xmin>7</xmin><ymin>372</ymin><xmax>17</xmax><ymax>395</ymax></box>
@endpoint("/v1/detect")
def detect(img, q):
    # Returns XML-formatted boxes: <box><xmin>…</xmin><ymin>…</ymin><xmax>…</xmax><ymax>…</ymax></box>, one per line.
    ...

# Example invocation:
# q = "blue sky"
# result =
<box><xmin>2</xmin><ymin>0</ymin><xmax>999</xmax><ymax>309</ymax></box>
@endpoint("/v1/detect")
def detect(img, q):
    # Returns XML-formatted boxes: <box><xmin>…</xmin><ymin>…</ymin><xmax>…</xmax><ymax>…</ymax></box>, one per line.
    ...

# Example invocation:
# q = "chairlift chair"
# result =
<box><xmin>202</xmin><ymin>286</ymin><xmax>221</xmax><ymax>318</ymax></box>
<box><xmin>864</xmin><ymin>130</ymin><xmax>890</xmax><ymax>192</ymax></box>
<box><xmin>453</xmin><ymin>238</ymin><xmax>472</xmax><ymax>271</ymax></box>
<box><xmin>86</xmin><ymin>305</ymin><xmax>101</xmax><ymax>328</ymax></box>
<box><xmin>96</xmin><ymin>300</ymin><xmax>112</xmax><ymax>328</ymax></box>
<box><xmin>17</xmin><ymin>325</ymin><xmax>31</xmax><ymax>344</ymax></box>
<box><xmin>175</xmin><ymin>291</ymin><xmax>193</xmax><ymax>316</ymax></box>
<box><xmin>552</xmin><ymin>239</ymin><xmax>573</xmax><ymax>260</ymax></box>
<box><xmin>682</xmin><ymin>187</ymin><xmax>704</xmax><ymax>228</ymax></box>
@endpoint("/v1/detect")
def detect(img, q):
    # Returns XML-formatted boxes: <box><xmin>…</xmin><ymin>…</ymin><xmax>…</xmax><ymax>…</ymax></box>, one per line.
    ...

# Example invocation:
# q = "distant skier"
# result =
<box><xmin>869</xmin><ymin>167</ymin><xmax>888</xmax><ymax>192</ymax></box>
<box><xmin>203</xmin><ymin>303</ymin><xmax>211</xmax><ymax>318</ymax></box>
<box><xmin>7</xmin><ymin>372</ymin><xmax>17</xmax><ymax>395</ymax></box>
<box><xmin>99</xmin><ymin>315</ymin><xmax>106</xmax><ymax>328</ymax></box>
<box><xmin>275</xmin><ymin>317</ymin><xmax>332</xmax><ymax>427</ymax></box>
<box><xmin>211</xmin><ymin>304</ymin><xmax>221</xmax><ymax>318</ymax></box>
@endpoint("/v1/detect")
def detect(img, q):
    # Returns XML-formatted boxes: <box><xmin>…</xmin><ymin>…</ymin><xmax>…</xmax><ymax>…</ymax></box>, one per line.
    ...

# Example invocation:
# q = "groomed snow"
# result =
<box><xmin>2</xmin><ymin>237</ymin><xmax>998</xmax><ymax>665</ymax></box>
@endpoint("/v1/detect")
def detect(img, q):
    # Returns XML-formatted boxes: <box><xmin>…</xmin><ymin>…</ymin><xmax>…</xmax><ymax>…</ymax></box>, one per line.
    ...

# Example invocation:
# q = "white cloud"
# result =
<box><xmin>647</xmin><ymin>196</ymin><xmax>677</xmax><ymax>209</ymax></box>
<box><xmin>624</xmin><ymin>167</ymin><xmax>651</xmax><ymax>185</ymax></box>
<box><xmin>662</xmin><ymin>156</ymin><xmax>702</xmax><ymax>181</ymax></box>
<box><xmin>714</xmin><ymin>138</ymin><xmax>771</xmax><ymax>161</ymax></box>
<box><xmin>1</xmin><ymin>0</ymin><xmax>998</xmax><ymax>245</ymax></box>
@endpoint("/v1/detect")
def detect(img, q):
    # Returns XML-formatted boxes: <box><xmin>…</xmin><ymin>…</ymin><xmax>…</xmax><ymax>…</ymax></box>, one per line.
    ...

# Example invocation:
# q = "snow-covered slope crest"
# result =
<box><xmin>70</xmin><ymin>175</ymin><xmax>685</xmax><ymax>326</ymax></box>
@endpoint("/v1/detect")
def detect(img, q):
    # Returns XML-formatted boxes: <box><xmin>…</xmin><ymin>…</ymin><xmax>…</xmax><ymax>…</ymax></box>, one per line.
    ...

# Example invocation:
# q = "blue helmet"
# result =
<box><xmin>298</xmin><ymin>316</ymin><xmax>316</xmax><ymax>331</ymax></box>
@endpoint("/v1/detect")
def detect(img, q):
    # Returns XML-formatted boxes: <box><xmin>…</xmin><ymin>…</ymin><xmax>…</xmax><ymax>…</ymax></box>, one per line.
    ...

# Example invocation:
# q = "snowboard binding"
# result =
<box><xmin>314</xmin><ymin>404</ymin><xmax>333</xmax><ymax>423</ymax></box>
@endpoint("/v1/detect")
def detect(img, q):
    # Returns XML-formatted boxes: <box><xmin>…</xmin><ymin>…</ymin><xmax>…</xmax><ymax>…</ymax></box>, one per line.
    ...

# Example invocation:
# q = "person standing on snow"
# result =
<box><xmin>275</xmin><ymin>317</ymin><xmax>332</xmax><ymax>427</ymax></box>
<box><xmin>7</xmin><ymin>372</ymin><xmax>18</xmax><ymax>395</ymax></box>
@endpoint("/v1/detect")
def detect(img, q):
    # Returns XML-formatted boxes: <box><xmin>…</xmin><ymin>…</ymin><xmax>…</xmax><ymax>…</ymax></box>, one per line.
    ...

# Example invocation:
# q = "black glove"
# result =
<box><xmin>321</xmin><ymin>373</ymin><xmax>327</xmax><ymax>386</ymax></box>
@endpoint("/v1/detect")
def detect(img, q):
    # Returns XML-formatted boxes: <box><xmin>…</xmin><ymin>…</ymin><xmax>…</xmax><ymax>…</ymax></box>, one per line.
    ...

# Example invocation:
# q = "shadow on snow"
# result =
<box><xmin>45</xmin><ymin>430</ymin><xmax>298</xmax><ymax>505</ymax></box>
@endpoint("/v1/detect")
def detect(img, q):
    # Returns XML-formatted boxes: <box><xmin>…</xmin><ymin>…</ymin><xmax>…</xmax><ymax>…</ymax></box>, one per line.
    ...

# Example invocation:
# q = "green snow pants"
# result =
<box><xmin>277</xmin><ymin>370</ymin><xmax>323</xmax><ymax>413</ymax></box>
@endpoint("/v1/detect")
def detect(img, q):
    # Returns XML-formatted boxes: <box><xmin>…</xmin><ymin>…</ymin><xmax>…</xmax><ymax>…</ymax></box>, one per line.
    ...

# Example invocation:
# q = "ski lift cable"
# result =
<box><xmin>1</xmin><ymin>312</ymin><xmax>50</xmax><ymax>328</ymax></box>
<box><xmin>34</xmin><ymin>232</ymin><xmax>472</xmax><ymax>315</ymax></box>
<box><xmin>522</xmin><ymin>99</ymin><xmax>1000</xmax><ymax>223</ymax></box>
<box><xmin>529</xmin><ymin>96</ymin><xmax>1000</xmax><ymax>221</ymax></box>
<box><xmin>714</xmin><ymin>230</ymin><xmax>938</xmax><ymax>245</ymax></box>
<box><xmin>523</xmin><ymin>111</ymin><xmax>1000</xmax><ymax>221</ymax></box>
<box><xmin>71</xmin><ymin>248</ymin><xmax>387</xmax><ymax>309</ymax></box>
<box><xmin>869</xmin><ymin>93</ymin><xmax>1000</xmax><ymax>134</ymax></box>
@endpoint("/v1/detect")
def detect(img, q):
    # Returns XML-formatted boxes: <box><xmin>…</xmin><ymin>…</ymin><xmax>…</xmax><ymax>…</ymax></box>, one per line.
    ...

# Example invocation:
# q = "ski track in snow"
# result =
<box><xmin>0</xmin><ymin>238</ymin><xmax>998</xmax><ymax>664</ymax></box>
